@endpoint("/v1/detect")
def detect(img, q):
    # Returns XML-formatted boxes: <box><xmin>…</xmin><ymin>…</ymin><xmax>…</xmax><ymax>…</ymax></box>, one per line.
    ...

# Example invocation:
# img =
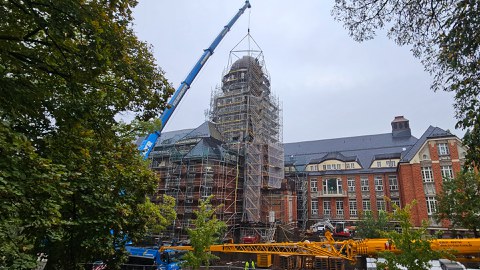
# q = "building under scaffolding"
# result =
<box><xmin>149</xmin><ymin>122</ymin><xmax>244</xmax><ymax>240</ymax></box>
<box><xmin>209</xmin><ymin>39</ymin><xmax>286</xmax><ymax>240</ymax></box>
<box><xmin>147</xmin><ymin>35</ymin><xmax>291</xmax><ymax>242</ymax></box>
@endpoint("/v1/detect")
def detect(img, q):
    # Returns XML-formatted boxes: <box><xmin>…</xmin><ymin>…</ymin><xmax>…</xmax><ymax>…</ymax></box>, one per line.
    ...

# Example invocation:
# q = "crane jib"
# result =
<box><xmin>138</xmin><ymin>1</ymin><xmax>251</xmax><ymax>159</ymax></box>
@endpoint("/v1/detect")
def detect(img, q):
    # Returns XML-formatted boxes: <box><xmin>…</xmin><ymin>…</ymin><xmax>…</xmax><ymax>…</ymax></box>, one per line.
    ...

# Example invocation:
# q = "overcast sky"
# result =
<box><xmin>131</xmin><ymin>0</ymin><xmax>463</xmax><ymax>143</ymax></box>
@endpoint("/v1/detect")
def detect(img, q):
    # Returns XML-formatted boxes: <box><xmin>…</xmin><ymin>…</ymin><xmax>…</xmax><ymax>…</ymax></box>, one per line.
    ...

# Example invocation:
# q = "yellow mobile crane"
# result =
<box><xmin>160</xmin><ymin>232</ymin><xmax>480</xmax><ymax>268</ymax></box>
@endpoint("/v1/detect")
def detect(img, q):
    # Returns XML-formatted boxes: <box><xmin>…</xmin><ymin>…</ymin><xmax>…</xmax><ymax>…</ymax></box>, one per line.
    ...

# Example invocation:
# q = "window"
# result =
<box><xmin>323</xmin><ymin>201</ymin><xmax>331</xmax><ymax>215</ymax></box>
<box><xmin>310</xmin><ymin>178</ymin><xmax>318</xmax><ymax>192</ymax></box>
<box><xmin>346</xmin><ymin>163</ymin><xmax>350</xmax><ymax>169</ymax></box>
<box><xmin>389</xmin><ymin>175</ymin><xmax>399</xmax><ymax>190</ymax></box>
<box><xmin>377</xmin><ymin>199</ymin><xmax>386</xmax><ymax>211</ymax></box>
<box><xmin>362</xmin><ymin>200</ymin><xmax>371</xmax><ymax>211</ymax></box>
<box><xmin>421</xmin><ymin>167</ymin><xmax>434</xmax><ymax>183</ymax></box>
<box><xmin>386</xmin><ymin>160</ymin><xmax>396</xmax><ymax>167</ymax></box>
<box><xmin>323</xmin><ymin>178</ymin><xmax>343</xmax><ymax>194</ymax></box>
<box><xmin>201</xmin><ymin>186</ymin><xmax>212</xmax><ymax>199</ymax></box>
<box><xmin>336</xmin><ymin>200</ymin><xmax>344</xmax><ymax>216</ymax></box>
<box><xmin>326</xmin><ymin>164</ymin><xmax>332</xmax><ymax>170</ymax></box>
<box><xmin>349</xmin><ymin>200</ymin><xmax>358</xmax><ymax>216</ymax></box>
<box><xmin>311</xmin><ymin>199</ymin><xmax>318</xmax><ymax>215</ymax></box>
<box><xmin>374</xmin><ymin>176</ymin><xmax>384</xmax><ymax>191</ymax></box>
<box><xmin>361</xmin><ymin>177</ymin><xmax>369</xmax><ymax>191</ymax></box>
<box><xmin>391</xmin><ymin>199</ymin><xmax>401</xmax><ymax>208</ymax></box>
<box><xmin>377</xmin><ymin>161</ymin><xmax>382</xmax><ymax>167</ymax></box>
<box><xmin>426</xmin><ymin>197</ymin><xmax>437</xmax><ymax>215</ymax></box>
<box><xmin>347</xmin><ymin>178</ymin><xmax>355</xmax><ymax>192</ymax></box>
<box><xmin>441</xmin><ymin>165</ymin><xmax>453</xmax><ymax>180</ymax></box>
<box><xmin>438</xmin><ymin>143</ymin><xmax>450</xmax><ymax>156</ymax></box>
<box><xmin>310</xmin><ymin>165</ymin><xmax>318</xmax><ymax>171</ymax></box>
<box><xmin>323</xmin><ymin>165</ymin><xmax>326</xmax><ymax>170</ymax></box>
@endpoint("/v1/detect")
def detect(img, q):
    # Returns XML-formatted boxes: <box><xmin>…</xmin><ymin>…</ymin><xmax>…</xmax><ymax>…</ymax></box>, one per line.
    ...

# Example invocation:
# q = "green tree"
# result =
<box><xmin>356</xmin><ymin>210</ymin><xmax>389</xmax><ymax>239</ymax></box>
<box><xmin>182</xmin><ymin>196</ymin><xmax>227</xmax><ymax>270</ymax></box>
<box><xmin>436</xmin><ymin>170</ymin><xmax>480</xmax><ymax>238</ymax></box>
<box><xmin>0</xmin><ymin>120</ymin><xmax>67</xmax><ymax>269</ymax></box>
<box><xmin>332</xmin><ymin>0</ymin><xmax>480</xmax><ymax>168</ymax></box>
<box><xmin>0</xmin><ymin>0</ymin><xmax>175</xmax><ymax>269</ymax></box>
<box><xmin>377</xmin><ymin>201</ymin><xmax>452</xmax><ymax>270</ymax></box>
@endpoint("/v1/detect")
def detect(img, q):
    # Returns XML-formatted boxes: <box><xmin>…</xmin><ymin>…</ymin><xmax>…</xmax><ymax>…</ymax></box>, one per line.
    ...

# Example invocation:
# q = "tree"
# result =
<box><xmin>182</xmin><ymin>196</ymin><xmax>227</xmax><ymax>270</ymax></box>
<box><xmin>356</xmin><ymin>210</ymin><xmax>389</xmax><ymax>239</ymax></box>
<box><xmin>332</xmin><ymin>0</ymin><xmax>480</xmax><ymax>168</ymax></box>
<box><xmin>377</xmin><ymin>201</ymin><xmax>452</xmax><ymax>270</ymax></box>
<box><xmin>436</xmin><ymin>170</ymin><xmax>480</xmax><ymax>238</ymax></box>
<box><xmin>0</xmin><ymin>0</ymin><xmax>175</xmax><ymax>269</ymax></box>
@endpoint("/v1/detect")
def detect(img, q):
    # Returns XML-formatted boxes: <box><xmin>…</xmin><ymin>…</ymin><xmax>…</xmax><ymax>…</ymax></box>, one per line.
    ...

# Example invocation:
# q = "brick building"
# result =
<box><xmin>284</xmin><ymin>116</ymin><xmax>467</xmax><ymax>229</ymax></box>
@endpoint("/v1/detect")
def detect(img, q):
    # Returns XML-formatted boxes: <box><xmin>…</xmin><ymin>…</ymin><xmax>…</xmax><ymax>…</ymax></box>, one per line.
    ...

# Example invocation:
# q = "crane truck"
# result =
<box><xmin>137</xmin><ymin>1</ymin><xmax>251</xmax><ymax>160</ymax></box>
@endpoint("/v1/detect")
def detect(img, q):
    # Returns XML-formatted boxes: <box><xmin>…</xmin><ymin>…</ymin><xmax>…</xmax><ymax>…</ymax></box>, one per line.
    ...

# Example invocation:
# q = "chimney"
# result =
<box><xmin>391</xmin><ymin>116</ymin><xmax>411</xmax><ymax>138</ymax></box>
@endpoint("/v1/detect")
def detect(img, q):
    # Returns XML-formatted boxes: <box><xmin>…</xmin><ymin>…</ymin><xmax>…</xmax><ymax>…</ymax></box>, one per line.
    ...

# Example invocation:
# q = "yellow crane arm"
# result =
<box><xmin>160</xmin><ymin>236</ymin><xmax>480</xmax><ymax>262</ymax></box>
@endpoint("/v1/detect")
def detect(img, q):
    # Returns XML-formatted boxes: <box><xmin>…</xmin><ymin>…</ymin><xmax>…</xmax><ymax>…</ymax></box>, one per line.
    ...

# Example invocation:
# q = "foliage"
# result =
<box><xmin>356</xmin><ymin>210</ymin><xmax>389</xmax><ymax>239</ymax></box>
<box><xmin>377</xmin><ymin>201</ymin><xmax>453</xmax><ymax>270</ymax></box>
<box><xmin>0</xmin><ymin>121</ymin><xmax>67</xmax><ymax>269</ymax></box>
<box><xmin>332</xmin><ymin>0</ymin><xmax>480</xmax><ymax>168</ymax></box>
<box><xmin>436</xmin><ymin>170</ymin><xmax>480</xmax><ymax>238</ymax></box>
<box><xmin>0</xmin><ymin>0</ymin><xmax>175</xmax><ymax>269</ymax></box>
<box><xmin>182</xmin><ymin>196</ymin><xmax>227</xmax><ymax>270</ymax></box>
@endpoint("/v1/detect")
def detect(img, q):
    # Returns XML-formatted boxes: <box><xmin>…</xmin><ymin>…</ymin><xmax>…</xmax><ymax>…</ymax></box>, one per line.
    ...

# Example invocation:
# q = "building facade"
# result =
<box><xmin>284</xmin><ymin>116</ymin><xmax>467</xmax><ymax>229</ymax></box>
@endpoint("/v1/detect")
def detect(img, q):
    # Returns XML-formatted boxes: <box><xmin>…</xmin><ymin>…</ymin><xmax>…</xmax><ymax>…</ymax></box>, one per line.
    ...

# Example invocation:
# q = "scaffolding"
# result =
<box><xmin>210</xmin><ymin>34</ymin><xmax>284</xmax><ymax>239</ymax></box>
<box><xmin>149</xmin><ymin>123</ymin><xmax>244</xmax><ymax>241</ymax></box>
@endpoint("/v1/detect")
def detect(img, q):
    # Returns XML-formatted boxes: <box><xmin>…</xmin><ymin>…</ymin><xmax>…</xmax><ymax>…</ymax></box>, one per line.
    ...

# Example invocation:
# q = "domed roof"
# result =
<box><xmin>231</xmin><ymin>55</ymin><xmax>261</xmax><ymax>70</ymax></box>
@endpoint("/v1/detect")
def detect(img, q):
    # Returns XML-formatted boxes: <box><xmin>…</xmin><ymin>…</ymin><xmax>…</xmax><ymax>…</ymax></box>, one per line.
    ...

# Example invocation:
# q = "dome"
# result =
<box><xmin>230</xmin><ymin>55</ymin><xmax>261</xmax><ymax>70</ymax></box>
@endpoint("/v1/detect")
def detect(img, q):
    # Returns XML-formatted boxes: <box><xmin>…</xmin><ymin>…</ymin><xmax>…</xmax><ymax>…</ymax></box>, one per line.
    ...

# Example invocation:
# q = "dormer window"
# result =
<box><xmin>438</xmin><ymin>143</ymin><xmax>449</xmax><ymax>156</ymax></box>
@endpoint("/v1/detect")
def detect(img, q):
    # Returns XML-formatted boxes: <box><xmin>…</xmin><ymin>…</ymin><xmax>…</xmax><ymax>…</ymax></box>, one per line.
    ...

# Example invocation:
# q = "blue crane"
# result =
<box><xmin>138</xmin><ymin>1</ymin><xmax>252</xmax><ymax>159</ymax></box>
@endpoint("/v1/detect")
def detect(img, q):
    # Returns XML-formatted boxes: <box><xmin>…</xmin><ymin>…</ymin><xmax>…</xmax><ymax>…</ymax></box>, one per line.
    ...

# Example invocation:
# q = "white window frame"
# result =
<box><xmin>386</xmin><ymin>160</ymin><xmax>396</xmax><ymax>167</ymax></box>
<box><xmin>349</xmin><ymin>200</ymin><xmax>357</xmax><ymax>216</ymax></box>
<box><xmin>347</xmin><ymin>178</ymin><xmax>355</xmax><ymax>192</ymax></box>
<box><xmin>310</xmin><ymin>178</ymin><xmax>318</xmax><ymax>192</ymax></box>
<box><xmin>421</xmin><ymin>167</ymin><xmax>434</xmax><ymax>183</ymax></box>
<box><xmin>441</xmin><ymin>165</ymin><xmax>453</xmax><ymax>179</ymax></box>
<box><xmin>362</xmin><ymin>200</ymin><xmax>371</xmax><ymax>211</ymax></box>
<box><xmin>438</xmin><ymin>143</ymin><xmax>450</xmax><ymax>156</ymax></box>
<box><xmin>336</xmin><ymin>200</ymin><xmax>344</xmax><ymax>216</ymax></box>
<box><xmin>323</xmin><ymin>178</ymin><xmax>343</xmax><ymax>194</ymax></box>
<box><xmin>376</xmin><ymin>199</ymin><xmax>386</xmax><ymax>211</ymax></box>
<box><xmin>323</xmin><ymin>201</ymin><xmax>331</xmax><ymax>215</ymax></box>
<box><xmin>374</xmin><ymin>176</ymin><xmax>384</xmax><ymax>191</ymax></box>
<box><xmin>311</xmin><ymin>199</ymin><xmax>318</xmax><ymax>215</ymax></box>
<box><xmin>361</xmin><ymin>177</ymin><xmax>369</xmax><ymax>191</ymax></box>
<box><xmin>389</xmin><ymin>175</ymin><xmax>399</xmax><ymax>190</ymax></box>
<box><xmin>391</xmin><ymin>199</ymin><xmax>401</xmax><ymax>208</ymax></box>
<box><xmin>426</xmin><ymin>197</ymin><xmax>437</xmax><ymax>215</ymax></box>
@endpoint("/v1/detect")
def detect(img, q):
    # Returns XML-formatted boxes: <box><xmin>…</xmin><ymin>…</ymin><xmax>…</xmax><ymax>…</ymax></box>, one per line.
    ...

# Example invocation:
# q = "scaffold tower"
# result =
<box><xmin>210</xmin><ymin>34</ymin><xmax>284</xmax><ymax>224</ymax></box>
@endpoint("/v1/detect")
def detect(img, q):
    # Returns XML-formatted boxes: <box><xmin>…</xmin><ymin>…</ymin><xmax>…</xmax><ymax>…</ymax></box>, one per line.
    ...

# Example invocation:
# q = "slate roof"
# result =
<box><xmin>142</xmin><ymin>121</ymin><xmax>235</xmax><ymax>161</ymax></box>
<box><xmin>284</xmin><ymin>133</ymin><xmax>418</xmax><ymax>172</ymax></box>
<box><xmin>401</xmin><ymin>126</ymin><xmax>454</xmax><ymax>162</ymax></box>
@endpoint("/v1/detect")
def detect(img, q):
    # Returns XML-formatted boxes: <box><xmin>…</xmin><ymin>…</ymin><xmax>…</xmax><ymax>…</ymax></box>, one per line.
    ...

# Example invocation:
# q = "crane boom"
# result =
<box><xmin>138</xmin><ymin>1</ymin><xmax>252</xmax><ymax>159</ymax></box>
<box><xmin>160</xmin><ymin>233</ymin><xmax>480</xmax><ymax>262</ymax></box>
